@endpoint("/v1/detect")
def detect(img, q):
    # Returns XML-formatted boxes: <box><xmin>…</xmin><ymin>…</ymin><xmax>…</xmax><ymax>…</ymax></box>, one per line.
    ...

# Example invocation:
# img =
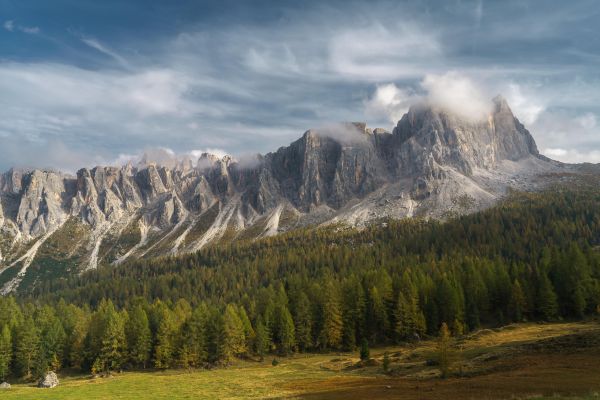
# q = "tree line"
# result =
<box><xmin>1</xmin><ymin>188</ymin><xmax>599</xmax><ymax>380</ymax></box>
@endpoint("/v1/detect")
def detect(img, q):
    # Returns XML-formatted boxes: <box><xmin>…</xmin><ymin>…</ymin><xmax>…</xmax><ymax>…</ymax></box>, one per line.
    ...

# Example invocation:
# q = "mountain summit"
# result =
<box><xmin>0</xmin><ymin>97</ymin><xmax>569</xmax><ymax>293</ymax></box>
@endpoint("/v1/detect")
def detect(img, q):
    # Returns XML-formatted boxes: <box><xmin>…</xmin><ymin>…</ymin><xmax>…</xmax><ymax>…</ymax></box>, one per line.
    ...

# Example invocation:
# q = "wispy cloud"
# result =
<box><xmin>3</xmin><ymin>20</ymin><xmax>14</xmax><ymax>32</ymax></box>
<box><xmin>3</xmin><ymin>20</ymin><xmax>40</xmax><ymax>34</ymax></box>
<box><xmin>1</xmin><ymin>1</ymin><xmax>600</xmax><ymax>169</ymax></box>
<box><xmin>80</xmin><ymin>36</ymin><xmax>131</xmax><ymax>69</ymax></box>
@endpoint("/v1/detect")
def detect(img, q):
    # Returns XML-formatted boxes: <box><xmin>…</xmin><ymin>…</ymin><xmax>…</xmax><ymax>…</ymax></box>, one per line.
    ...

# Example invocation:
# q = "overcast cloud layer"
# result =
<box><xmin>0</xmin><ymin>0</ymin><xmax>599</xmax><ymax>171</ymax></box>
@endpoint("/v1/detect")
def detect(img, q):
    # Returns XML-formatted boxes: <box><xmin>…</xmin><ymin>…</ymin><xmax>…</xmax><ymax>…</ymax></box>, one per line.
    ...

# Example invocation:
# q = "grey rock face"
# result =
<box><xmin>0</xmin><ymin>97</ymin><xmax>565</xmax><ymax>281</ymax></box>
<box><xmin>0</xmin><ymin>382</ymin><xmax>10</xmax><ymax>389</ymax></box>
<box><xmin>38</xmin><ymin>371</ymin><xmax>59</xmax><ymax>388</ymax></box>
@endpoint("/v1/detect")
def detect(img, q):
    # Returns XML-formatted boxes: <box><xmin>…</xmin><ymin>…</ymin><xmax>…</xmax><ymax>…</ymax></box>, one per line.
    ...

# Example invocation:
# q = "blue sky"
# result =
<box><xmin>0</xmin><ymin>0</ymin><xmax>599</xmax><ymax>171</ymax></box>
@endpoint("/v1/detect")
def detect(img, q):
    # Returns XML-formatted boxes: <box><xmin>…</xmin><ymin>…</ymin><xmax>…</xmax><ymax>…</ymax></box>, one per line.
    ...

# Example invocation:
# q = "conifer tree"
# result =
<box><xmin>98</xmin><ymin>308</ymin><xmax>126</xmax><ymax>373</ymax></box>
<box><xmin>238</xmin><ymin>306</ymin><xmax>255</xmax><ymax>355</ymax></box>
<box><xmin>0</xmin><ymin>325</ymin><xmax>12</xmax><ymax>381</ymax></box>
<box><xmin>154</xmin><ymin>306</ymin><xmax>177</xmax><ymax>369</ymax></box>
<box><xmin>319</xmin><ymin>281</ymin><xmax>343</xmax><ymax>349</ymax></box>
<box><xmin>292</xmin><ymin>292</ymin><xmax>312</xmax><ymax>351</ymax></box>
<box><xmin>254</xmin><ymin>318</ymin><xmax>269</xmax><ymax>361</ymax></box>
<box><xmin>537</xmin><ymin>274</ymin><xmax>559</xmax><ymax>320</ymax></box>
<box><xmin>221</xmin><ymin>304</ymin><xmax>246</xmax><ymax>362</ymax></box>
<box><xmin>276</xmin><ymin>306</ymin><xmax>295</xmax><ymax>355</ymax></box>
<box><xmin>178</xmin><ymin>304</ymin><xmax>208</xmax><ymax>368</ymax></box>
<box><xmin>509</xmin><ymin>279</ymin><xmax>527</xmax><ymax>322</ymax></box>
<box><xmin>14</xmin><ymin>315</ymin><xmax>40</xmax><ymax>379</ymax></box>
<box><xmin>125</xmin><ymin>305</ymin><xmax>151</xmax><ymax>368</ymax></box>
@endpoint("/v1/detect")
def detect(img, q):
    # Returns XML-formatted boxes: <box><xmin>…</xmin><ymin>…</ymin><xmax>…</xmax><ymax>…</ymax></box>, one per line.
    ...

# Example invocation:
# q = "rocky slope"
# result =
<box><xmin>0</xmin><ymin>97</ymin><xmax>579</xmax><ymax>293</ymax></box>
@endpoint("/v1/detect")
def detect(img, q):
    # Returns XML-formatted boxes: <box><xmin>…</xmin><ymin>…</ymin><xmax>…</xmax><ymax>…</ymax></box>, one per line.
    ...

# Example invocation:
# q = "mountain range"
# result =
<box><xmin>0</xmin><ymin>96</ymin><xmax>592</xmax><ymax>294</ymax></box>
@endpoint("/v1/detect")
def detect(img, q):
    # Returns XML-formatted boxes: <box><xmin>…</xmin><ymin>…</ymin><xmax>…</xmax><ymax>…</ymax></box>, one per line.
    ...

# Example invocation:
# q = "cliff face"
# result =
<box><xmin>0</xmin><ymin>97</ymin><xmax>564</xmax><ymax>293</ymax></box>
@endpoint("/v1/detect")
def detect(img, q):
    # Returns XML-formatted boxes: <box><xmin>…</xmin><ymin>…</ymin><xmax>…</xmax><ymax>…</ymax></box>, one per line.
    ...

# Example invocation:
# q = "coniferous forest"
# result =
<box><xmin>1</xmin><ymin>188</ymin><xmax>600</xmax><ymax>380</ymax></box>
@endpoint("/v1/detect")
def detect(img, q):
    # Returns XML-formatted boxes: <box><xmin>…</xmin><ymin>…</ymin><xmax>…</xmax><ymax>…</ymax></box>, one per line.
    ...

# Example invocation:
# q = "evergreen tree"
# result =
<box><xmin>221</xmin><ymin>304</ymin><xmax>246</xmax><ymax>362</ymax></box>
<box><xmin>509</xmin><ymin>279</ymin><xmax>527</xmax><ymax>322</ymax></box>
<box><xmin>98</xmin><ymin>308</ymin><xmax>126</xmax><ymax>373</ymax></box>
<box><xmin>238</xmin><ymin>306</ymin><xmax>255</xmax><ymax>355</ymax></box>
<box><xmin>536</xmin><ymin>274</ymin><xmax>559</xmax><ymax>320</ymax></box>
<box><xmin>254</xmin><ymin>318</ymin><xmax>269</xmax><ymax>361</ymax></box>
<box><xmin>14</xmin><ymin>315</ymin><xmax>40</xmax><ymax>378</ymax></box>
<box><xmin>0</xmin><ymin>325</ymin><xmax>12</xmax><ymax>381</ymax></box>
<box><xmin>35</xmin><ymin>306</ymin><xmax>66</xmax><ymax>374</ymax></box>
<box><xmin>154</xmin><ymin>306</ymin><xmax>177</xmax><ymax>369</ymax></box>
<box><xmin>276</xmin><ymin>306</ymin><xmax>295</xmax><ymax>355</ymax></box>
<box><xmin>125</xmin><ymin>305</ymin><xmax>151</xmax><ymax>368</ymax></box>
<box><xmin>292</xmin><ymin>292</ymin><xmax>312</xmax><ymax>351</ymax></box>
<box><xmin>319</xmin><ymin>281</ymin><xmax>343</xmax><ymax>349</ymax></box>
<box><xmin>178</xmin><ymin>304</ymin><xmax>208</xmax><ymax>368</ymax></box>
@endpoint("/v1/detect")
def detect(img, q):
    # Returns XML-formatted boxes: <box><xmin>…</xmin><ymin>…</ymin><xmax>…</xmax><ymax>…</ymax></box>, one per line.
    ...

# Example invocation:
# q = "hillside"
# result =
<box><xmin>0</xmin><ymin>97</ymin><xmax>578</xmax><ymax>293</ymax></box>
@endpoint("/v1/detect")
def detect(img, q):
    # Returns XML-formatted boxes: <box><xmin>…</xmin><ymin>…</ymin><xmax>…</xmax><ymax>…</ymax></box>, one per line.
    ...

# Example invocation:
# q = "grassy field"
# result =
<box><xmin>2</xmin><ymin>321</ymin><xmax>600</xmax><ymax>400</ymax></box>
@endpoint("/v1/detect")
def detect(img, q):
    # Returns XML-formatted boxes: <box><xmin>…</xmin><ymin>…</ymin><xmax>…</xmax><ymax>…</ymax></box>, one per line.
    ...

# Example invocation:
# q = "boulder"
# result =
<box><xmin>0</xmin><ymin>381</ymin><xmax>10</xmax><ymax>389</ymax></box>
<box><xmin>38</xmin><ymin>371</ymin><xmax>59</xmax><ymax>388</ymax></box>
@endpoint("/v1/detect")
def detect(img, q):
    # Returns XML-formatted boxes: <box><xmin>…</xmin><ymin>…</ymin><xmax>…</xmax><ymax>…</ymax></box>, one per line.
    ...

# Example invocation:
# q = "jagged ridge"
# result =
<box><xmin>0</xmin><ymin>97</ymin><xmax>567</xmax><ymax>293</ymax></box>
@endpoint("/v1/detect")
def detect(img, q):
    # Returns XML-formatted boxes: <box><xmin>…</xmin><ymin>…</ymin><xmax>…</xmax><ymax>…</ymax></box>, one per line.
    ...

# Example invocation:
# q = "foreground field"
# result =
<box><xmin>2</xmin><ymin>321</ymin><xmax>600</xmax><ymax>400</ymax></box>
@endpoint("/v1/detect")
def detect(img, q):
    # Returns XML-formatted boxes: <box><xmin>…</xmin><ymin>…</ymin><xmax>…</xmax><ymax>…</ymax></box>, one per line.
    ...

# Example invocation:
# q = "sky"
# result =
<box><xmin>0</xmin><ymin>0</ymin><xmax>599</xmax><ymax>171</ymax></box>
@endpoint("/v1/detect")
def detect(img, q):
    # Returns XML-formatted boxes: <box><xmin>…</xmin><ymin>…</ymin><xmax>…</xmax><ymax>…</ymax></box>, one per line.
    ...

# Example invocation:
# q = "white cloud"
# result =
<box><xmin>543</xmin><ymin>148</ymin><xmax>600</xmax><ymax>163</ymax></box>
<box><xmin>364</xmin><ymin>83</ymin><xmax>418</xmax><ymax>123</ymax></box>
<box><xmin>3</xmin><ymin>20</ymin><xmax>40</xmax><ymax>34</ymax></box>
<box><xmin>575</xmin><ymin>113</ymin><xmax>597</xmax><ymax>130</ymax></box>
<box><xmin>189</xmin><ymin>148</ymin><xmax>229</xmax><ymax>160</ymax></box>
<box><xmin>329</xmin><ymin>23</ymin><xmax>441</xmax><ymax>81</ymax></box>
<box><xmin>504</xmin><ymin>83</ymin><xmax>545</xmax><ymax>124</ymax></box>
<box><xmin>20</xmin><ymin>26</ymin><xmax>40</xmax><ymax>34</ymax></box>
<box><xmin>3</xmin><ymin>20</ymin><xmax>14</xmax><ymax>32</ymax></box>
<box><xmin>80</xmin><ymin>37</ymin><xmax>130</xmax><ymax>68</ymax></box>
<box><xmin>421</xmin><ymin>71</ymin><xmax>492</xmax><ymax>120</ymax></box>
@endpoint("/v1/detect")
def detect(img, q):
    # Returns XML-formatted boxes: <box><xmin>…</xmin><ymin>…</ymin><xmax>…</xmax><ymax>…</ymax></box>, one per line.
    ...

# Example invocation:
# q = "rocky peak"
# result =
<box><xmin>391</xmin><ymin>95</ymin><xmax>540</xmax><ymax>176</ymax></box>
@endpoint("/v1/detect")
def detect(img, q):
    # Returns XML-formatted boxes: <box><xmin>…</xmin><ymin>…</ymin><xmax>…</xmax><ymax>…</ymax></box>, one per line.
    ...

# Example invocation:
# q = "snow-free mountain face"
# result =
<box><xmin>0</xmin><ymin>97</ymin><xmax>576</xmax><ymax>293</ymax></box>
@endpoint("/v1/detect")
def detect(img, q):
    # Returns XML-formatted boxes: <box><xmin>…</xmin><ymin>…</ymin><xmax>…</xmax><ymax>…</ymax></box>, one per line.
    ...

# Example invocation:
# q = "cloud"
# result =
<box><xmin>575</xmin><ymin>113</ymin><xmax>597</xmax><ymax>130</ymax></box>
<box><xmin>421</xmin><ymin>72</ymin><xmax>492</xmax><ymax>120</ymax></box>
<box><xmin>543</xmin><ymin>148</ymin><xmax>600</xmax><ymax>164</ymax></box>
<box><xmin>364</xmin><ymin>83</ymin><xmax>418</xmax><ymax>123</ymax></box>
<box><xmin>20</xmin><ymin>26</ymin><xmax>40</xmax><ymax>34</ymax></box>
<box><xmin>3</xmin><ymin>20</ymin><xmax>14</xmax><ymax>32</ymax></box>
<box><xmin>503</xmin><ymin>83</ymin><xmax>545</xmax><ymax>125</ymax></box>
<box><xmin>329</xmin><ymin>23</ymin><xmax>442</xmax><ymax>81</ymax></box>
<box><xmin>3</xmin><ymin>20</ymin><xmax>40</xmax><ymax>34</ymax></box>
<box><xmin>80</xmin><ymin>37</ymin><xmax>130</xmax><ymax>68</ymax></box>
<box><xmin>2</xmin><ymin>1</ymin><xmax>600</xmax><ymax>170</ymax></box>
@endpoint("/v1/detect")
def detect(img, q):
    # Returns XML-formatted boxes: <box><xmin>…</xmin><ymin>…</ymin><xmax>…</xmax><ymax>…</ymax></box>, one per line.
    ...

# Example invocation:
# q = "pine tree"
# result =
<box><xmin>367</xmin><ymin>286</ymin><xmax>388</xmax><ymax>343</ymax></box>
<box><xmin>319</xmin><ymin>281</ymin><xmax>343</xmax><ymax>349</ymax></box>
<box><xmin>509</xmin><ymin>279</ymin><xmax>527</xmax><ymax>322</ymax></box>
<box><xmin>98</xmin><ymin>308</ymin><xmax>126</xmax><ymax>373</ymax></box>
<box><xmin>536</xmin><ymin>274</ymin><xmax>558</xmax><ymax>320</ymax></box>
<box><xmin>154</xmin><ymin>307</ymin><xmax>177</xmax><ymax>369</ymax></box>
<box><xmin>221</xmin><ymin>304</ymin><xmax>246</xmax><ymax>362</ymax></box>
<box><xmin>125</xmin><ymin>305</ymin><xmax>151</xmax><ymax>368</ymax></box>
<box><xmin>238</xmin><ymin>306</ymin><xmax>255</xmax><ymax>355</ymax></box>
<box><xmin>254</xmin><ymin>319</ymin><xmax>269</xmax><ymax>361</ymax></box>
<box><xmin>277</xmin><ymin>306</ymin><xmax>295</xmax><ymax>355</ymax></box>
<box><xmin>178</xmin><ymin>304</ymin><xmax>208</xmax><ymax>368</ymax></box>
<box><xmin>292</xmin><ymin>292</ymin><xmax>312</xmax><ymax>351</ymax></box>
<box><xmin>0</xmin><ymin>325</ymin><xmax>12</xmax><ymax>380</ymax></box>
<box><xmin>14</xmin><ymin>315</ymin><xmax>40</xmax><ymax>379</ymax></box>
<box><xmin>36</xmin><ymin>307</ymin><xmax>66</xmax><ymax>374</ymax></box>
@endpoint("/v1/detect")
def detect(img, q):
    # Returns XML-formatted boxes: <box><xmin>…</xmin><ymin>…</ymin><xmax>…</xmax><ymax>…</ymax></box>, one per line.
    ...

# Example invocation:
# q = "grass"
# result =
<box><xmin>2</xmin><ymin>321</ymin><xmax>600</xmax><ymax>400</ymax></box>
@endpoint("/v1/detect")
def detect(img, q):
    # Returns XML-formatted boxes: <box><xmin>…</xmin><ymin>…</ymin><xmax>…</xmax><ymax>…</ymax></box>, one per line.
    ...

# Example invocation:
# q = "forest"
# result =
<box><xmin>1</xmin><ymin>187</ymin><xmax>600</xmax><ymax>380</ymax></box>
